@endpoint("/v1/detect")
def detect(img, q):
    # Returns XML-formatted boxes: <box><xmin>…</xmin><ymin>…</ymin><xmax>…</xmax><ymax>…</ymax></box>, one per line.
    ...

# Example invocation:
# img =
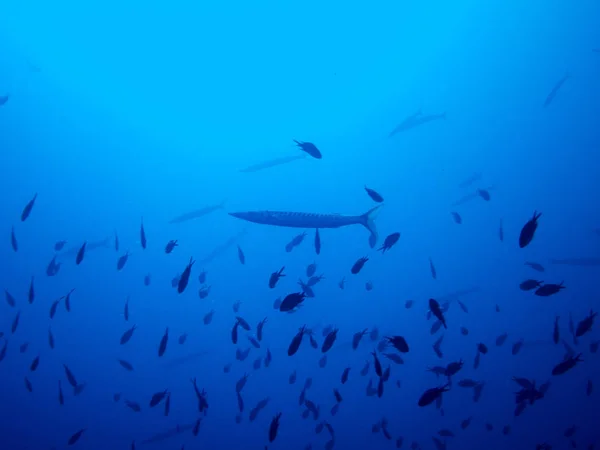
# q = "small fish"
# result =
<box><xmin>27</xmin><ymin>276</ymin><xmax>35</xmax><ymax>304</ymax></box>
<box><xmin>543</xmin><ymin>72</ymin><xmax>570</xmax><ymax>108</ymax></box>
<box><xmin>269</xmin><ymin>267</ymin><xmax>285</xmax><ymax>288</ymax></box>
<box><xmin>165</xmin><ymin>240</ymin><xmax>178</xmax><ymax>253</ymax></box>
<box><xmin>149</xmin><ymin>390</ymin><xmax>169</xmax><ymax>407</ymax></box>
<box><xmin>140</xmin><ymin>220</ymin><xmax>147</xmax><ymax>249</ymax></box>
<box><xmin>418</xmin><ymin>384</ymin><xmax>450</xmax><ymax>407</ymax></box>
<box><xmin>429</xmin><ymin>299</ymin><xmax>447</xmax><ymax>328</ymax></box>
<box><xmin>498</xmin><ymin>219</ymin><xmax>504</xmax><ymax>241</ymax></box>
<box><xmin>177</xmin><ymin>257</ymin><xmax>195</xmax><ymax>293</ymax></box>
<box><xmin>477</xmin><ymin>188</ymin><xmax>490</xmax><ymax>201</ymax></box>
<box><xmin>158</xmin><ymin>328</ymin><xmax>169</xmax><ymax>356</ymax></box>
<box><xmin>552</xmin><ymin>353</ymin><xmax>583</xmax><ymax>375</ymax></box>
<box><xmin>321</xmin><ymin>329</ymin><xmax>338</xmax><ymax>353</ymax></box>
<box><xmin>429</xmin><ymin>258</ymin><xmax>437</xmax><ymax>279</ymax></box>
<box><xmin>534</xmin><ymin>282</ymin><xmax>565</xmax><ymax>297</ymax></box>
<box><xmin>20</xmin><ymin>193</ymin><xmax>38</xmax><ymax>222</ymax></box>
<box><xmin>351</xmin><ymin>257</ymin><xmax>368</xmax><ymax>274</ymax></box>
<box><xmin>495</xmin><ymin>332</ymin><xmax>508</xmax><ymax>346</ymax></box>
<box><xmin>54</xmin><ymin>240</ymin><xmax>67</xmax><ymax>251</ymax></box>
<box><xmin>203</xmin><ymin>310</ymin><xmax>215</xmax><ymax>325</ymax></box>
<box><xmin>67</xmin><ymin>429</ymin><xmax>86</xmax><ymax>446</ymax></box>
<box><xmin>118</xmin><ymin>359</ymin><xmax>134</xmax><ymax>371</ymax></box>
<box><xmin>293</xmin><ymin>140</ymin><xmax>322</xmax><ymax>159</ymax></box>
<box><xmin>288</xmin><ymin>326</ymin><xmax>307</xmax><ymax>356</ymax></box>
<box><xmin>379</xmin><ymin>232</ymin><xmax>400</xmax><ymax>253</ymax></box>
<box><xmin>48</xmin><ymin>328</ymin><xmax>55</xmax><ymax>349</ymax></box>
<box><xmin>117</xmin><ymin>251</ymin><xmax>130</xmax><ymax>271</ymax></box>
<box><xmin>120</xmin><ymin>325</ymin><xmax>137</xmax><ymax>345</ymax></box>
<box><xmin>10</xmin><ymin>226</ymin><xmax>18</xmax><ymax>252</ymax></box>
<box><xmin>269</xmin><ymin>412</ymin><xmax>282</xmax><ymax>442</ymax></box>
<box><xmin>75</xmin><ymin>242</ymin><xmax>86</xmax><ymax>265</ymax></box>
<box><xmin>314</xmin><ymin>229</ymin><xmax>321</xmax><ymax>254</ymax></box>
<box><xmin>365</xmin><ymin>186</ymin><xmax>384</xmax><ymax>203</ymax></box>
<box><xmin>525</xmin><ymin>261</ymin><xmax>545</xmax><ymax>272</ymax></box>
<box><xmin>5</xmin><ymin>290</ymin><xmax>16</xmax><ymax>308</ymax></box>
<box><xmin>237</xmin><ymin>245</ymin><xmax>245</xmax><ymax>264</ymax></box>
<box><xmin>553</xmin><ymin>317</ymin><xmax>560</xmax><ymax>344</ymax></box>
<box><xmin>451</xmin><ymin>212</ymin><xmax>462</xmax><ymax>224</ymax></box>
<box><xmin>198</xmin><ymin>270</ymin><xmax>207</xmax><ymax>283</ymax></box>
<box><xmin>520</xmin><ymin>279</ymin><xmax>543</xmax><ymax>291</ymax></box>
<box><xmin>63</xmin><ymin>364</ymin><xmax>79</xmax><ymax>387</ymax></box>
<box><xmin>519</xmin><ymin>211</ymin><xmax>542</xmax><ymax>248</ymax></box>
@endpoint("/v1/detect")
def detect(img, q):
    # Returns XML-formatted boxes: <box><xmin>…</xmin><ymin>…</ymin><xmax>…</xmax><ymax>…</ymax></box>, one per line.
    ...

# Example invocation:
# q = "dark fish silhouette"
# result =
<box><xmin>365</xmin><ymin>186</ymin><xmax>384</xmax><ymax>203</ymax></box>
<box><xmin>543</xmin><ymin>72</ymin><xmax>570</xmax><ymax>108</ymax></box>
<box><xmin>293</xmin><ymin>140</ymin><xmax>322</xmax><ymax>159</ymax></box>
<box><xmin>20</xmin><ymin>193</ymin><xmax>37</xmax><ymax>222</ymax></box>
<box><xmin>240</xmin><ymin>154</ymin><xmax>307</xmax><ymax>173</ymax></box>
<box><xmin>178</xmin><ymin>257</ymin><xmax>195</xmax><ymax>293</ymax></box>
<box><xmin>388</xmin><ymin>110</ymin><xmax>446</xmax><ymax>136</ymax></box>
<box><xmin>379</xmin><ymin>232</ymin><xmax>400</xmax><ymax>253</ymax></box>
<box><xmin>169</xmin><ymin>201</ymin><xmax>226</xmax><ymax>224</ymax></box>
<box><xmin>140</xmin><ymin>220</ymin><xmax>147</xmax><ymax>249</ymax></box>
<box><xmin>519</xmin><ymin>211</ymin><xmax>542</xmax><ymax>248</ymax></box>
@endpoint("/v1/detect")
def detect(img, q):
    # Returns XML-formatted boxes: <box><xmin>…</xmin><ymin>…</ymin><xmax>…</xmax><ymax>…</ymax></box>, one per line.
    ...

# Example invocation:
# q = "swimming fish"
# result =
<box><xmin>240</xmin><ymin>154</ymin><xmax>307</xmax><ymax>173</ymax></box>
<box><xmin>543</xmin><ymin>72</ymin><xmax>570</xmax><ymax>108</ymax></box>
<box><xmin>169</xmin><ymin>201</ymin><xmax>226</xmax><ymax>224</ymax></box>
<box><xmin>229</xmin><ymin>205</ymin><xmax>382</xmax><ymax>248</ymax></box>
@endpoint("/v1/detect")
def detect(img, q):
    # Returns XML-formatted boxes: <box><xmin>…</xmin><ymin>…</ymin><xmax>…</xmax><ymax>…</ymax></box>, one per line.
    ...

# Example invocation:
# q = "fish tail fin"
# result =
<box><xmin>360</xmin><ymin>205</ymin><xmax>383</xmax><ymax>248</ymax></box>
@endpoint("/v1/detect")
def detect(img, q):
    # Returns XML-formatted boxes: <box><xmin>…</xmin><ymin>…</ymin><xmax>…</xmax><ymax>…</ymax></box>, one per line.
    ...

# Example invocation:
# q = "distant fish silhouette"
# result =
<box><xmin>550</xmin><ymin>257</ymin><xmax>600</xmax><ymax>267</ymax></box>
<box><xmin>458</xmin><ymin>173</ymin><xmax>482</xmax><ymax>188</ymax></box>
<box><xmin>240</xmin><ymin>154</ymin><xmax>307</xmax><ymax>173</ymax></box>
<box><xmin>169</xmin><ymin>201</ymin><xmax>226</xmax><ymax>224</ymax></box>
<box><xmin>543</xmin><ymin>72</ymin><xmax>570</xmax><ymax>108</ymax></box>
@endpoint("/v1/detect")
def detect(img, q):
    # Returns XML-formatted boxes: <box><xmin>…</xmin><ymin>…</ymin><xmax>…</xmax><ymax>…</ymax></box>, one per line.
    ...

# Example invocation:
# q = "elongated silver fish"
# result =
<box><xmin>240</xmin><ymin>154</ymin><xmax>307</xmax><ymax>173</ymax></box>
<box><xmin>169</xmin><ymin>200</ymin><xmax>226</xmax><ymax>224</ymax></box>
<box><xmin>229</xmin><ymin>205</ymin><xmax>382</xmax><ymax>248</ymax></box>
<box><xmin>550</xmin><ymin>257</ymin><xmax>600</xmax><ymax>267</ymax></box>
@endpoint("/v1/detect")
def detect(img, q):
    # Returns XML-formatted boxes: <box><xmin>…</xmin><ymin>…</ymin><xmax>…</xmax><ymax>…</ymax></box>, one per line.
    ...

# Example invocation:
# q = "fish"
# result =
<box><xmin>269</xmin><ymin>267</ymin><xmax>285</xmax><ymax>288</ymax></box>
<box><xmin>388</xmin><ymin>110</ymin><xmax>446</xmax><ymax>137</ymax></box>
<box><xmin>458</xmin><ymin>173</ymin><xmax>482</xmax><ymax>188</ymax></box>
<box><xmin>0</xmin><ymin>94</ymin><xmax>9</xmax><ymax>106</ymax></box>
<box><xmin>169</xmin><ymin>201</ymin><xmax>226</xmax><ymax>224</ymax></box>
<box><xmin>550</xmin><ymin>257</ymin><xmax>600</xmax><ymax>267</ymax></box>
<box><xmin>314</xmin><ymin>229</ymin><xmax>321</xmax><ymax>254</ymax></box>
<box><xmin>365</xmin><ymin>186</ymin><xmax>384</xmax><ymax>203</ymax></box>
<box><xmin>429</xmin><ymin>258</ymin><xmax>437</xmax><ymax>279</ymax></box>
<box><xmin>240</xmin><ymin>154</ymin><xmax>307</xmax><ymax>172</ymax></box>
<box><xmin>451</xmin><ymin>186</ymin><xmax>496</xmax><ymax>206</ymax></box>
<box><xmin>229</xmin><ymin>205</ymin><xmax>382</xmax><ymax>248</ymax></box>
<box><xmin>57</xmin><ymin>237</ymin><xmax>111</xmax><ymax>260</ymax></box>
<box><xmin>543</xmin><ymin>72</ymin><xmax>570</xmax><ymax>108</ymax></box>
<box><xmin>140</xmin><ymin>220</ymin><xmax>147</xmax><ymax>249</ymax></box>
<box><xmin>519</xmin><ymin>211</ymin><xmax>542</xmax><ymax>248</ymax></box>
<box><xmin>10</xmin><ymin>226</ymin><xmax>18</xmax><ymax>251</ymax></box>
<box><xmin>237</xmin><ymin>245</ymin><xmax>245</xmax><ymax>264</ymax></box>
<box><xmin>20</xmin><ymin>193</ymin><xmax>37</xmax><ymax>222</ymax></box>
<box><xmin>293</xmin><ymin>140</ymin><xmax>322</xmax><ymax>159</ymax></box>
<box><xmin>525</xmin><ymin>261</ymin><xmax>545</xmax><ymax>272</ymax></box>
<box><xmin>379</xmin><ymin>232</ymin><xmax>400</xmax><ymax>253</ymax></box>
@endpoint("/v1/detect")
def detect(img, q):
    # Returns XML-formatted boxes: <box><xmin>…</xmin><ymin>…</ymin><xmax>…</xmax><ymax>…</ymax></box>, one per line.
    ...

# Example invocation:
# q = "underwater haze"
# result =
<box><xmin>1</xmin><ymin>0</ymin><xmax>600</xmax><ymax>448</ymax></box>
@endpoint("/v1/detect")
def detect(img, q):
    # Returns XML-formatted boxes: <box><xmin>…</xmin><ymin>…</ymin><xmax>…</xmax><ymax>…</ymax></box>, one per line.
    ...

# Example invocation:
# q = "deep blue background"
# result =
<box><xmin>1</xmin><ymin>0</ymin><xmax>600</xmax><ymax>448</ymax></box>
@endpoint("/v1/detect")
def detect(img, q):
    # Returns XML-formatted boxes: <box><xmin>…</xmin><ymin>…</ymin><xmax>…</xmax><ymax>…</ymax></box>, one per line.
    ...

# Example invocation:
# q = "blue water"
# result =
<box><xmin>2</xmin><ymin>1</ymin><xmax>600</xmax><ymax>449</ymax></box>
